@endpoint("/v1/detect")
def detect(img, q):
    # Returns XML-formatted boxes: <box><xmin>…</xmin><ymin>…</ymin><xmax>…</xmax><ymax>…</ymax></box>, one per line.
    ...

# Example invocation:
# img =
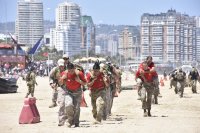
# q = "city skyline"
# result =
<box><xmin>0</xmin><ymin>0</ymin><xmax>199</xmax><ymax>25</ymax></box>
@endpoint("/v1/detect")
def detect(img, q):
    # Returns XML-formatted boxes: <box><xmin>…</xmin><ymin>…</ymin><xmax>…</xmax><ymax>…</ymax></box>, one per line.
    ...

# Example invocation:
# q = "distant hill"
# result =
<box><xmin>95</xmin><ymin>24</ymin><xmax>140</xmax><ymax>36</ymax></box>
<box><xmin>0</xmin><ymin>21</ymin><xmax>140</xmax><ymax>36</ymax></box>
<box><xmin>0</xmin><ymin>20</ymin><xmax>55</xmax><ymax>34</ymax></box>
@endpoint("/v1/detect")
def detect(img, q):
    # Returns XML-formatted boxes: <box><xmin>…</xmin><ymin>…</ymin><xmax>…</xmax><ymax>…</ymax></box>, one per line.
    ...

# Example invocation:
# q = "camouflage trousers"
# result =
<box><xmin>51</xmin><ymin>88</ymin><xmax>58</xmax><ymax>103</ymax></box>
<box><xmin>91</xmin><ymin>89</ymin><xmax>106</xmax><ymax>122</ymax></box>
<box><xmin>153</xmin><ymin>76</ymin><xmax>159</xmax><ymax>96</ymax></box>
<box><xmin>109</xmin><ymin>83</ymin><xmax>116</xmax><ymax>115</ymax></box>
<box><xmin>104</xmin><ymin>87</ymin><xmax>111</xmax><ymax>119</ymax></box>
<box><xmin>141</xmin><ymin>82</ymin><xmax>154</xmax><ymax>110</ymax></box>
<box><xmin>26</xmin><ymin>84</ymin><xmax>35</xmax><ymax>97</ymax></box>
<box><xmin>170</xmin><ymin>79</ymin><xmax>177</xmax><ymax>88</ymax></box>
<box><xmin>190</xmin><ymin>80</ymin><xmax>197</xmax><ymax>93</ymax></box>
<box><xmin>176</xmin><ymin>81</ymin><xmax>185</xmax><ymax>97</ymax></box>
<box><xmin>116</xmin><ymin>80</ymin><xmax>121</xmax><ymax>92</ymax></box>
<box><xmin>57</xmin><ymin>87</ymin><xmax>82</xmax><ymax>125</ymax></box>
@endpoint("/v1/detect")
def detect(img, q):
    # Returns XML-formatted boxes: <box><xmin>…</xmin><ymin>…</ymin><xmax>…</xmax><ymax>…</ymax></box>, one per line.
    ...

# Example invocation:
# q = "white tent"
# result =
<box><xmin>80</xmin><ymin>57</ymin><xmax>88</xmax><ymax>62</ymax></box>
<box><xmin>73</xmin><ymin>59</ymin><xmax>80</xmax><ymax>63</ymax></box>
<box><xmin>88</xmin><ymin>57</ymin><xmax>97</xmax><ymax>62</ymax></box>
<box><xmin>98</xmin><ymin>57</ymin><xmax>106</xmax><ymax>62</ymax></box>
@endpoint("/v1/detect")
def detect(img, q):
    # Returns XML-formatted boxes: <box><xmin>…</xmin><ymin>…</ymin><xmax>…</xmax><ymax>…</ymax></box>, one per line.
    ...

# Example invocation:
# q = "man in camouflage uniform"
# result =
<box><xmin>188</xmin><ymin>67</ymin><xmax>199</xmax><ymax>93</ymax></box>
<box><xmin>49</xmin><ymin>58</ymin><xmax>66</xmax><ymax>108</ymax></box>
<box><xmin>138</xmin><ymin>56</ymin><xmax>160</xmax><ymax>104</ymax></box>
<box><xmin>106</xmin><ymin>63</ymin><xmax>117</xmax><ymax>115</ymax></box>
<box><xmin>59</xmin><ymin>63</ymin><xmax>86</xmax><ymax>127</ymax></box>
<box><xmin>135</xmin><ymin>62</ymin><xmax>154</xmax><ymax>117</ymax></box>
<box><xmin>113</xmin><ymin>65</ymin><xmax>122</xmax><ymax>95</ymax></box>
<box><xmin>25</xmin><ymin>67</ymin><xmax>37</xmax><ymax>98</ymax></box>
<box><xmin>100</xmin><ymin>63</ymin><xmax>111</xmax><ymax>120</ymax></box>
<box><xmin>87</xmin><ymin>61</ymin><xmax>109</xmax><ymax>124</ymax></box>
<box><xmin>101</xmin><ymin>62</ymin><xmax>118</xmax><ymax>117</ymax></box>
<box><xmin>174</xmin><ymin>68</ymin><xmax>186</xmax><ymax>98</ymax></box>
<box><xmin>169</xmin><ymin>69</ymin><xmax>178</xmax><ymax>93</ymax></box>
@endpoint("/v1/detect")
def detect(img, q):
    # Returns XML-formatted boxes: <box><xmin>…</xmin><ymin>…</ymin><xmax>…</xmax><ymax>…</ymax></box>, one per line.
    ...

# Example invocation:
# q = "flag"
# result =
<box><xmin>9</xmin><ymin>33</ymin><xmax>18</xmax><ymax>44</ymax></box>
<box><xmin>28</xmin><ymin>36</ymin><xmax>43</xmax><ymax>55</ymax></box>
<box><xmin>8</xmin><ymin>33</ymin><xmax>23</xmax><ymax>50</ymax></box>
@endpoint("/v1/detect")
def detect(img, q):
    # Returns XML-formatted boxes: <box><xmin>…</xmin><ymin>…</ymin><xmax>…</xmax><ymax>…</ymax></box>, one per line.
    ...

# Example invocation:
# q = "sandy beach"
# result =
<box><xmin>0</xmin><ymin>71</ymin><xmax>200</xmax><ymax>133</ymax></box>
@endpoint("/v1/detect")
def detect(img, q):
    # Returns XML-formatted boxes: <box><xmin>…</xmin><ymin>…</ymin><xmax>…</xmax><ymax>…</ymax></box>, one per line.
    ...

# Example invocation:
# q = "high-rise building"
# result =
<box><xmin>96</xmin><ymin>34</ymin><xmax>109</xmax><ymax>55</ymax></box>
<box><xmin>195</xmin><ymin>16</ymin><xmax>200</xmax><ymax>28</ymax></box>
<box><xmin>80</xmin><ymin>15</ymin><xmax>96</xmax><ymax>55</ymax></box>
<box><xmin>107</xmin><ymin>34</ymin><xmax>118</xmax><ymax>57</ymax></box>
<box><xmin>118</xmin><ymin>28</ymin><xmax>140</xmax><ymax>62</ymax></box>
<box><xmin>50</xmin><ymin>2</ymin><xmax>81</xmax><ymax>56</ymax></box>
<box><xmin>141</xmin><ymin>9</ymin><xmax>196</xmax><ymax>64</ymax></box>
<box><xmin>196</xmin><ymin>28</ymin><xmax>200</xmax><ymax>61</ymax></box>
<box><xmin>15</xmin><ymin>0</ymin><xmax>43</xmax><ymax>47</ymax></box>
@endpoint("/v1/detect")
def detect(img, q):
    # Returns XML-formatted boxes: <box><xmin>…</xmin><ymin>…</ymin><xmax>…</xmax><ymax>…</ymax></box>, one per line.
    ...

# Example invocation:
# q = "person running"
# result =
<box><xmin>59</xmin><ymin>63</ymin><xmax>86</xmax><ymax>127</ymax></box>
<box><xmin>174</xmin><ymin>68</ymin><xmax>186</xmax><ymax>98</ymax></box>
<box><xmin>135</xmin><ymin>61</ymin><xmax>155</xmax><ymax>117</ymax></box>
<box><xmin>25</xmin><ymin>67</ymin><xmax>37</xmax><ymax>98</ymax></box>
<box><xmin>138</xmin><ymin>56</ymin><xmax>160</xmax><ymax>104</ymax></box>
<box><xmin>86</xmin><ymin>61</ymin><xmax>109</xmax><ymax>124</ymax></box>
<box><xmin>188</xmin><ymin>67</ymin><xmax>199</xmax><ymax>93</ymax></box>
<box><xmin>48</xmin><ymin>58</ymin><xmax>66</xmax><ymax>108</ymax></box>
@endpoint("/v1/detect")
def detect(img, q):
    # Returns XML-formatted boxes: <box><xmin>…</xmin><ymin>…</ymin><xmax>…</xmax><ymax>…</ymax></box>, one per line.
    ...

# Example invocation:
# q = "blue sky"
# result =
<box><xmin>0</xmin><ymin>0</ymin><xmax>199</xmax><ymax>25</ymax></box>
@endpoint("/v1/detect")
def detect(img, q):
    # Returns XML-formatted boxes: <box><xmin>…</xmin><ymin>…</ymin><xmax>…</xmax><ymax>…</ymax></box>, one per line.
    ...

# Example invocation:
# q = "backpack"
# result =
<box><xmin>26</xmin><ymin>72</ymin><xmax>31</xmax><ymax>81</ymax></box>
<box><xmin>54</xmin><ymin>67</ymin><xmax>60</xmax><ymax>80</ymax></box>
<box><xmin>176</xmin><ymin>72</ymin><xmax>185</xmax><ymax>80</ymax></box>
<box><xmin>74</xmin><ymin>64</ymin><xmax>84</xmax><ymax>73</ymax></box>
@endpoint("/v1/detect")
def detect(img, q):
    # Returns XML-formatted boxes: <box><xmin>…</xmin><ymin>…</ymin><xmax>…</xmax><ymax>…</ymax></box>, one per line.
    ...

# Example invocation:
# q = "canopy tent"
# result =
<box><xmin>80</xmin><ymin>57</ymin><xmax>88</xmax><ymax>62</ymax></box>
<box><xmin>73</xmin><ymin>58</ymin><xmax>80</xmax><ymax>63</ymax></box>
<box><xmin>73</xmin><ymin>57</ymin><xmax>106</xmax><ymax>63</ymax></box>
<box><xmin>88</xmin><ymin>57</ymin><xmax>97</xmax><ymax>62</ymax></box>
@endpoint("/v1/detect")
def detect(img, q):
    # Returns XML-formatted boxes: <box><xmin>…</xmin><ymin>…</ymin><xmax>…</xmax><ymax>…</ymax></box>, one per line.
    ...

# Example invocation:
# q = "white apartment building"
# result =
<box><xmin>141</xmin><ymin>9</ymin><xmax>196</xmax><ymax>63</ymax></box>
<box><xmin>15</xmin><ymin>0</ymin><xmax>43</xmax><ymax>47</ymax></box>
<box><xmin>195</xmin><ymin>16</ymin><xmax>200</xmax><ymax>28</ymax></box>
<box><xmin>196</xmin><ymin>28</ymin><xmax>200</xmax><ymax>61</ymax></box>
<box><xmin>50</xmin><ymin>2</ymin><xmax>81</xmax><ymax>56</ymax></box>
<box><xmin>118</xmin><ymin>28</ymin><xmax>139</xmax><ymax>61</ymax></box>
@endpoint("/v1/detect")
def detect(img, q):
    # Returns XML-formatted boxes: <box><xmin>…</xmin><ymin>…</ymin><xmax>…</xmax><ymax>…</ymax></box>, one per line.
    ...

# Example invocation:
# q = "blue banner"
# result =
<box><xmin>28</xmin><ymin>36</ymin><xmax>43</xmax><ymax>55</ymax></box>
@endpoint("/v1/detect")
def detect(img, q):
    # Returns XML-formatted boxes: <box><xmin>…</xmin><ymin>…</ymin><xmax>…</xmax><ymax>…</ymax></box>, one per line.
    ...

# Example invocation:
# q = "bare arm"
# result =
<box><xmin>75</xmin><ymin>76</ymin><xmax>86</xmax><ymax>86</ymax></box>
<box><xmin>103</xmin><ymin>76</ymin><xmax>109</xmax><ymax>88</ymax></box>
<box><xmin>150</xmin><ymin>67</ymin><xmax>156</xmax><ymax>72</ymax></box>
<box><xmin>87</xmin><ymin>77</ymin><xmax>97</xmax><ymax>87</ymax></box>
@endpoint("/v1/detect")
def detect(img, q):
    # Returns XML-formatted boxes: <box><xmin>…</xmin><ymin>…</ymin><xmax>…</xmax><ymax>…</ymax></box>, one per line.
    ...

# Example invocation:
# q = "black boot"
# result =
<box><xmin>143</xmin><ymin>109</ymin><xmax>147</xmax><ymax>117</ymax></box>
<box><xmin>148</xmin><ymin>109</ymin><xmax>151</xmax><ymax>117</ymax></box>
<box><xmin>154</xmin><ymin>96</ymin><xmax>158</xmax><ymax>104</ymax></box>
